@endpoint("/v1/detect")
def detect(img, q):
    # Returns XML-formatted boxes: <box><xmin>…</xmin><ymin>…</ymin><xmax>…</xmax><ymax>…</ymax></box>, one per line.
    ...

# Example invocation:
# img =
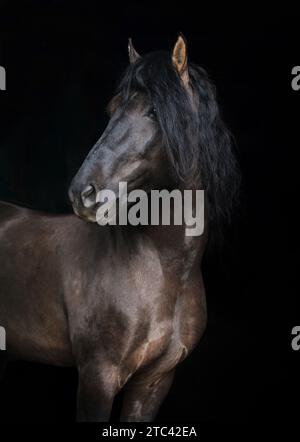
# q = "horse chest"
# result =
<box><xmin>125</xmin><ymin>293</ymin><xmax>204</xmax><ymax>376</ymax></box>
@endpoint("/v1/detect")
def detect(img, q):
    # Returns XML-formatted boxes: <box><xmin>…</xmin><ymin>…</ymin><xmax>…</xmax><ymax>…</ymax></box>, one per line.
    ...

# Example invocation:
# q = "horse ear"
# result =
<box><xmin>128</xmin><ymin>38</ymin><xmax>141</xmax><ymax>64</ymax></box>
<box><xmin>172</xmin><ymin>34</ymin><xmax>189</xmax><ymax>86</ymax></box>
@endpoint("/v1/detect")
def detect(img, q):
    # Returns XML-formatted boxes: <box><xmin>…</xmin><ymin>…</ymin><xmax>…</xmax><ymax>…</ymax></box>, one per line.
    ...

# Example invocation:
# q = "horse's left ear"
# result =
<box><xmin>172</xmin><ymin>34</ymin><xmax>189</xmax><ymax>86</ymax></box>
<box><xmin>128</xmin><ymin>38</ymin><xmax>141</xmax><ymax>64</ymax></box>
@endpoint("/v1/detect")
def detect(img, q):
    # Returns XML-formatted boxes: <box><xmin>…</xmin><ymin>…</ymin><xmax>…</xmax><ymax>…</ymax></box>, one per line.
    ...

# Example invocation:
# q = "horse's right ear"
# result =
<box><xmin>128</xmin><ymin>38</ymin><xmax>141</xmax><ymax>64</ymax></box>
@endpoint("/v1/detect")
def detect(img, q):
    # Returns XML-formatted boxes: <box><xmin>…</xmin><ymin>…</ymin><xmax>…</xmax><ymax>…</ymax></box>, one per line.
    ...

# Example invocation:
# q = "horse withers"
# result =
<box><xmin>0</xmin><ymin>36</ymin><xmax>239</xmax><ymax>421</ymax></box>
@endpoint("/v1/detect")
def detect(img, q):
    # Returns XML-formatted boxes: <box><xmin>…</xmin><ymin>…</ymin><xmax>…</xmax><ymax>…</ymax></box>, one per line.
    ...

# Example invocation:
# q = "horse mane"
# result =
<box><xmin>116</xmin><ymin>50</ymin><xmax>241</xmax><ymax>238</ymax></box>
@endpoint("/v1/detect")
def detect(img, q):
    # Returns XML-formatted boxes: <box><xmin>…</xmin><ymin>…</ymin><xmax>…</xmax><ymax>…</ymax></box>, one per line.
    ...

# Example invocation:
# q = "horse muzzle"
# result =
<box><xmin>68</xmin><ymin>181</ymin><xmax>98</xmax><ymax>222</ymax></box>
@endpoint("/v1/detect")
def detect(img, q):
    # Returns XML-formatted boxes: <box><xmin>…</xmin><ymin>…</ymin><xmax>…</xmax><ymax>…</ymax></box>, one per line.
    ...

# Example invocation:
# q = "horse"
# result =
<box><xmin>0</xmin><ymin>35</ymin><xmax>240</xmax><ymax>421</ymax></box>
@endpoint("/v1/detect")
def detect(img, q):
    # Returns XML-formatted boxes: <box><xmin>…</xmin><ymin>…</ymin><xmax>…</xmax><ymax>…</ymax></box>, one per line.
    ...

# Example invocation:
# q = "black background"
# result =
<box><xmin>0</xmin><ymin>1</ymin><xmax>298</xmax><ymax>425</ymax></box>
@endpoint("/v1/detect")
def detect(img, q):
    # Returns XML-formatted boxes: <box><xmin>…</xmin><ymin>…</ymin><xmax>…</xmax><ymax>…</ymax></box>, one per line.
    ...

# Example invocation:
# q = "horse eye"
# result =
<box><xmin>147</xmin><ymin>107</ymin><xmax>157</xmax><ymax>120</ymax></box>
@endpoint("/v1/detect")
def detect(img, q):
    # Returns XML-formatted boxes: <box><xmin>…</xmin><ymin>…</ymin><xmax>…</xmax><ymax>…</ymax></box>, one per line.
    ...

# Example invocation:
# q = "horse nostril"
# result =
<box><xmin>81</xmin><ymin>184</ymin><xmax>96</xmax><ymax>208</ymax></box>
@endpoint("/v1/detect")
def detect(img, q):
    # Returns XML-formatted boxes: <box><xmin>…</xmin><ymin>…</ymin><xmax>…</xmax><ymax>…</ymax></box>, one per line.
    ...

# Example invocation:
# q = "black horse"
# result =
<box><xmin>0</xmin><ymin>36</ymin><xmax>239</xmax><ymax>421</ymax></box>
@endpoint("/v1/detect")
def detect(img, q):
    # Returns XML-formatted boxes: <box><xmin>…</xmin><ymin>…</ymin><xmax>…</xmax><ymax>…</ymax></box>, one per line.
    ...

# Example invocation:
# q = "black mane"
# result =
<box><xmin>116</xmin><ymin>50</ymin><xmax>240</xmax><ymax>235</ymax></box>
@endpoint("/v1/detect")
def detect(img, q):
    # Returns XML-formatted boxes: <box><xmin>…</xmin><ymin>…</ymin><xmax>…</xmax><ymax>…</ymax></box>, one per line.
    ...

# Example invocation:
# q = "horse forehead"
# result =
<box><xmin>126</xmin><ymin>91</ymin><xmax>149</xmax><ymax>112</ymax></box>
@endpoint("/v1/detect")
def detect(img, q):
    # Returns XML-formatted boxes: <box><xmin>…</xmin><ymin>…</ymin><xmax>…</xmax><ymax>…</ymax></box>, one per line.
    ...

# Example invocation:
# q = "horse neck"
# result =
<box><xmin>143</xmin><ymin>221</ymin><xmax>207</xmax><ymax>280</ymax></box>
